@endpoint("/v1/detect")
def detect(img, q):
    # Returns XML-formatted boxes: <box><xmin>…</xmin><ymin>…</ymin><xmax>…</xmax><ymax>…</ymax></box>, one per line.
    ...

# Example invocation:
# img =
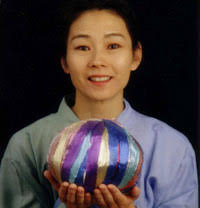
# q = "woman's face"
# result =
<box><xmin>61</xmin><ymin>9</ymin><xmax>142</xmax><ymax>103</ymax></box>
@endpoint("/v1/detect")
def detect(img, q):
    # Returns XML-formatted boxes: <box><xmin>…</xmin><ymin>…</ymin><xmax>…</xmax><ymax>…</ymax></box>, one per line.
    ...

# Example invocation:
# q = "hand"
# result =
<box><xmin>93</xmin><ymin>184</ymin><xmax>140</xmax><ymax>208</ymax></box>
<box><xmin>44</xmin><ymin>170</ymin><xmax>92</xmax><ymax>208</ymax></box>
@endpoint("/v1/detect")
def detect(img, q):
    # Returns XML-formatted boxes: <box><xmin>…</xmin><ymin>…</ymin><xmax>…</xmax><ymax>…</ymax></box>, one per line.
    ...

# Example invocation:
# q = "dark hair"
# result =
<box><xmin>57</xmin><ymin>0</ymin><xmax>139</xmax><ymax>57</ymax></box>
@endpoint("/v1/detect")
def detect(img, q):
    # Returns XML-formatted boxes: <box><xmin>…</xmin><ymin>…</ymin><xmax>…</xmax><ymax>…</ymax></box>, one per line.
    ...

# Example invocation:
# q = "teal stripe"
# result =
<box><xmin>118</xmin><ymin>134</ymin><xmax>140</xmax><ymax>188</ymax></box>
<box><xmin>69</xmin><ymin>131</ymin><xmax>92</xmax><ymax>183</ymax></box>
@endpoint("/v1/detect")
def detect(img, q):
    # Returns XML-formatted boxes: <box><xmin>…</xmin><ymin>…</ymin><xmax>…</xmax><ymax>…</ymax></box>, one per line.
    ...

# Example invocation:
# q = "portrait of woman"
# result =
<box><xmin>0</xmin><ymin>0</ymin><xmax>198</xmax><ymax>207</ymax></box>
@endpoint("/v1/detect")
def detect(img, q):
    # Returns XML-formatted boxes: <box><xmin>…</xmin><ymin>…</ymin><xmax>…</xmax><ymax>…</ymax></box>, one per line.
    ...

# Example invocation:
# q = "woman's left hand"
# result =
<box><xmin>93</xmin><ymin>184</ymin><xmax>140</xmax><ymax>208</ymax></box>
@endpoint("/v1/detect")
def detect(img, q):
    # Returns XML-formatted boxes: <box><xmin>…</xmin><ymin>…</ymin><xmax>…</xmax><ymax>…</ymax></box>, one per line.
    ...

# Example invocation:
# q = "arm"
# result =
<box><xmin>155</xmin><ymin>146</ymin><xmax>198</xmax><ymax>208</ymax></box>
<box><xmin>140</xmin><ymin>136</ymin><xmax>199</xmax><ymax>208</ymax></box>
<box><xmin>0</xmin><ymin>135</ymin><xmax>56</xmax><ymax>208</ymax></box>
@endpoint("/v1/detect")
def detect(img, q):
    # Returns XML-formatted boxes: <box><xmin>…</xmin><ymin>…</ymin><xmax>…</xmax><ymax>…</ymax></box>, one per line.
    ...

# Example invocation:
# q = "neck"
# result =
<box><xmin>72</xmin><ymin>93</ymin><xmax>124</xmax><ymax>120</ymax></box>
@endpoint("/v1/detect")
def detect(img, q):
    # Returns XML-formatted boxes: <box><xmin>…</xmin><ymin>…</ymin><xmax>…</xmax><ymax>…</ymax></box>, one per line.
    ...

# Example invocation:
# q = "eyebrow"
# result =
<box><xmin>104</xmin><ymin>33</ymin><xmax>125</xmax><ymax>39</ymax></box>
<box><xmin>71</xmin><ymin>34</ymin><xmax>89</xmax><ymax>42</ymax></box>
<box><xmin>70</xmin><ymin>33</ymin><xmax>125</xmax><ymax>42</ymax></box>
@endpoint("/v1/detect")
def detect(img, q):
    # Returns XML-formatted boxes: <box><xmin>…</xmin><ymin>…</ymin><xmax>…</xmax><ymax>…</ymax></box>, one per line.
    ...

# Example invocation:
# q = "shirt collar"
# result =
<box><xmin>117</xmin><ymin>99</ymin><xmax>137</xmax><ymax>131</ymax></box>
<box><xmin>117</xmin><ymin>99</ymin><xmax>132</xmax><ymax>121</ymax></box>
<box><xmin>57</xmin><ymin>96</ymin><xmax>79</xmax><ymax>124</ymax></box>
<box><xmin>57</xmin><ymin>96</ymin><xmax>134</xmax><ymax>126</ymax></box>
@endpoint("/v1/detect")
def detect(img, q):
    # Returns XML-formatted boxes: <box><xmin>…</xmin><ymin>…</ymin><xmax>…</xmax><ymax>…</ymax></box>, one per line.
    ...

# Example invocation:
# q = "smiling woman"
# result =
<box><xmin>60</xmin><ymin>9</ymin><xmax>142</xmax><ymax>120</ymax></box>
<box><xmin>0</xmin><ymin>0</ymin><xmax>198</xmax><ymax>208</ymax></box>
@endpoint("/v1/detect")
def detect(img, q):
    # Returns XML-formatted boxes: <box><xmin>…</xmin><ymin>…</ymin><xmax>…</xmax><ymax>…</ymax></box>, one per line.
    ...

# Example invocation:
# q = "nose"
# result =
<box><xmin>88</xmin><ymin>48</ymin><xmax>107</xmax><ymax>68</ymax></box>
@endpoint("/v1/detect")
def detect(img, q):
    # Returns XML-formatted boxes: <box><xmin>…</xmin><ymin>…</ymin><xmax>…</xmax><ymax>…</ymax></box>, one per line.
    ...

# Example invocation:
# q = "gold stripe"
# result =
<box><xmin>96</xmin><ymin>129</ymin><xmax>109</xmax><ymax>187</ymax></box>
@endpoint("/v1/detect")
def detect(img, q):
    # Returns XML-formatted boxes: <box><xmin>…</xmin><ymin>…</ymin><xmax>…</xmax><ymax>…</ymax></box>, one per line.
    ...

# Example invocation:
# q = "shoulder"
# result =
<box><xmin>11</xmin><ymin>112</ymin><xmax>58</xmax><ymax>141</ymax></box>
<box><xmin>5</xmin><ymin>97</ymin><xmax>78</xmax><ymax>158</ymax></box>
<box><xmin>3</xmin><ymin>113</ymin><xmax>59</xmax><ymax>161</ymax></box>
<box><xmin>3</xmin><ymin>103</ymin><xmax>77</xmax><ymax>165</ymax></box>
<box><xmin>121</xmin><ymin>101</ymin><xmax>196</xmax><ymax>163</ymax></box>
<box><xmin>135</xmin><ymin>109</ymin><xmax>192</xmax><ymax>150</ymax></box>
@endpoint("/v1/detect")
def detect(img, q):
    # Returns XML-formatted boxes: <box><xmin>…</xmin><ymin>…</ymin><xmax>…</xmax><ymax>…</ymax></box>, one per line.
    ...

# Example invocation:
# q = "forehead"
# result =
<box><xmin>68</xmin><ymin>9</ymin><xmax>131</xmax><ymax>39</ymax></box>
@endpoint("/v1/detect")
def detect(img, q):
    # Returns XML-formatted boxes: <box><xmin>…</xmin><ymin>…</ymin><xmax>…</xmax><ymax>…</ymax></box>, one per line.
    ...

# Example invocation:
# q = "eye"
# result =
<box><xmin>75</xmin><ymin>46</ymin><xmax>90</xmax><ymax>51</ymax></box>
<box><xmin>108</xmin><ymin>43</ymin><xmax>121</xmax><ymax>49</ymax></box>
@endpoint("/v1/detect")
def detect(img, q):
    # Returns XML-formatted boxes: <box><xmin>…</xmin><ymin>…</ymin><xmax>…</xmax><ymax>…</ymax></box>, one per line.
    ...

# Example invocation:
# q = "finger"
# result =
<box><xmin>84</xmin><ymin>192</ymin><xmax>92</xmax><ymax>207</ymax></box>
<box><xmin>94</xmin><ymin>188</ymin><xmax>108</xmax><ymax>208</ymax></box>
<box><xmin>130</xmin><ymin>186</ymin><xmax>140</xmax><ymax>201</ymax></box>
<box><xmin>67</xmin><ymin>184</ymin><xmax>77</xmax><ymax>204</ymax></box>
<box><xmin>76</xmin><ymin>186</ymin><xmax>84</xmax><ymax>205</ymax></box>
<box><xmin>99</xmin><ymin>184</ymin><xmax>117</xmax><ymax>208</ymax></box>
<box><xmin>92</xmin><ymin>194</ymin><xmax>97</xmax><ymax>205</ymax></box>
<box><xmin>44</xmin><ymin>170</ymin><xmax>60</xmax><ymax>191</ymax></box>
<box><xmin>59</xmin><ymin>182</ymin><xmax>69</xmax><ymax>203</ymax></box>
<box><xmin>108</xmin><ymin>185</ymin><xmax>140</xmax><ymax>208</ymax></box>
<box><xmin>107</xmin><ymin>184</ymin><xmax>126</xmax><ymax>207</ymax></box>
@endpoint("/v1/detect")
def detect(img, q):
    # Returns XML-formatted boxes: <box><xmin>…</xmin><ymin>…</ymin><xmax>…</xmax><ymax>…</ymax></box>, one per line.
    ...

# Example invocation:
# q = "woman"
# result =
<box><xmin>0</xmin><ymin>0</ymin><xmax>198</xmax><ymax>207</ymax></box>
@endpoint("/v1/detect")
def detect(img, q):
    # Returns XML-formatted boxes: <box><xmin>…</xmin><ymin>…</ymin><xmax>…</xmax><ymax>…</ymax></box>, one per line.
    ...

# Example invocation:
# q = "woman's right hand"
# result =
<box><xmin>44</xmin><ymin>170</ymin><xmax>92</xmax><ymax>208</ymax></box>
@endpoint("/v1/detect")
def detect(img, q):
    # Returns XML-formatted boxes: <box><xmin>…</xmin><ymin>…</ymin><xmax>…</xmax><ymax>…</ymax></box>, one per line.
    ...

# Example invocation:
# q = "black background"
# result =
<box><xmin>0</xmin><ymin>0</ymin><xmax>199</xmax><ymax>180</ymax></box>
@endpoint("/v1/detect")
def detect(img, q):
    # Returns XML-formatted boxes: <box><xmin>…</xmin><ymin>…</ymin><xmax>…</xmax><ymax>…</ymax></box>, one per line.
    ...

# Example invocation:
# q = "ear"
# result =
<box><xmin>60</xmin><ymin>56</ymin><xmax>70</xmax><ymax>74</ymax></box>
<box><xmin>131</xmin><ymin>42</ymin><xmax>142</xmax><ymax>71</ymax></box>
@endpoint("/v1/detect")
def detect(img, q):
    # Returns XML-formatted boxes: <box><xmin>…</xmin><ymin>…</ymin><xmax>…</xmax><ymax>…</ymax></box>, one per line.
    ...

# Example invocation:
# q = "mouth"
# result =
<box><xmin>88</xmin><ymin>75</ymin><xmax>112</xmax><ymax>85</ymax></box>
<box><xmin>89</xmin><ymin>76</ymin><xmax>112</xmax><ymax>82</ymax></box>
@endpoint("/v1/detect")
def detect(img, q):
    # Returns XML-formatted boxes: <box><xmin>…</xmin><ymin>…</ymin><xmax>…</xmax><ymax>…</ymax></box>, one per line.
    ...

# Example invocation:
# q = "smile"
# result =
<box><xmin>89</xmin><ymin>76</ymin><xmax>111</xmax><ymax>82</ymax></box>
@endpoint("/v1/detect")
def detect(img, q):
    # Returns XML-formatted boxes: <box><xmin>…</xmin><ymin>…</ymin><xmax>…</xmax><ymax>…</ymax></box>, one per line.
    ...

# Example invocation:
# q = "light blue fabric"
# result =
<box><xmin>54</xmin><ymin>199</ymin><xmax>62</xmax><ymax>208</ymax></box>
<box><xmin>53</xmin><ymin>99</ymin><xmax>198</xmax><ymax>208</ymax></box>
<box><xmin>53</xmin><ymin>199</ymin><xmax>98</xmax><ymax>208</ymax></box>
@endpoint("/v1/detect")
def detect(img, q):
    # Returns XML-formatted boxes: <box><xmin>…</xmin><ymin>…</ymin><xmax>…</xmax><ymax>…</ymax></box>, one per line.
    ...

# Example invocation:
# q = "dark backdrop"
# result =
<box><xmin>0</xmin><ymin>0</ymin><xmax>199</xmax><ymax>174</ymax></box>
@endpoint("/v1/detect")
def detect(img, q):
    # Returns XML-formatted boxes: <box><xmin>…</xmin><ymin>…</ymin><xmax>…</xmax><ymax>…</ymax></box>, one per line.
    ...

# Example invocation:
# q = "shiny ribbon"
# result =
<box><xmin>49</xmin><ymin>119</ymin><xmax>143</xmax><ymax>193</ymax></box>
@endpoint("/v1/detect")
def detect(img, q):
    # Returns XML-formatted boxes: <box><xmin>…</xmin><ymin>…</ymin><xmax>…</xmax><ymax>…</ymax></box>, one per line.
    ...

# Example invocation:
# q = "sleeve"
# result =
<box><xmin>0</xmin><ymin>135</ymin><xmax>56</xmax><ymax>208</ymax></box>
<box><xmin>155</xmin><ymin>144</ymin><xmax>199</xmax><ymax>208</ymax></box>
<box><xmin>53</xmin><ymin>199</ymin><xmax>65</xmax><ymax>208</ymax></box>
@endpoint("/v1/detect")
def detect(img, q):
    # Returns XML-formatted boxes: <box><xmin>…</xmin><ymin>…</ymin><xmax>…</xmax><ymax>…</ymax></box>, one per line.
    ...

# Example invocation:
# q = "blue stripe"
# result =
<box><xmin>102</xmin><ymin>120</ymin><xmax>118</xmax><ymax>184</ymax></box>
<box><xmin>118</xmin><ymin>133</ymin><xmax>139</xmax><ymax>188</ymax></box>
<box><xmin>103</xmin><ymin>120</ymin><xmax>129</xmax><ymax>185</ymax></box>
<box><xmin>75</xmin><ymin>152</ymin><xmax>88</xmax><ymax>186</ymax></box>
<box><xmin>69</xmin><ymin>131</ymin><xmax>92</xmax><ymax>183</ymax></box>
<box><xmin>106</xmin><ymin>120</ymin><xmax>129</xmax><ymax>186</ymax></box>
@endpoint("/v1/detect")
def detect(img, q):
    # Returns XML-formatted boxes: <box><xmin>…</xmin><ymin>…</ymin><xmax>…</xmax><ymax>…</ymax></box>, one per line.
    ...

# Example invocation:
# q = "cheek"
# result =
<box><xmin>113</xmin><ymin>51</ymin><xmax>134</xmax><ymax>69</ymax></box>
<box><xmin>113</xmin><ymin>58</ymin><xmax>132</xmax><ymax>85</ymax></box>
<box><xmin>67</xmin><ymin>53</ymin><xmax>88</xmax><ymax>70</ymax></box>
<box><xmin>114</xmin><ymin>60</ymin><xmax>133</xmax><ymax>77</ymax></box>
<box><xmin>66</xmin><ymin>58</ymin><xmax>80</xmax><ymax>75</ymax></box>
<box><xmin>66</xmin><ymin>57</ymin><xmax>86</xmax><ymax>84</ymax></box>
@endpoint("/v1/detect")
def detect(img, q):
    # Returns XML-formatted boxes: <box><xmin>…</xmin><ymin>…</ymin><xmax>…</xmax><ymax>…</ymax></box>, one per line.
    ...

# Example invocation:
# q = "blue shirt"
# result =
<box><xmin>54</xmin><ymin>99</ymin><xmax>198</xmax><ymax>208</ymax></box>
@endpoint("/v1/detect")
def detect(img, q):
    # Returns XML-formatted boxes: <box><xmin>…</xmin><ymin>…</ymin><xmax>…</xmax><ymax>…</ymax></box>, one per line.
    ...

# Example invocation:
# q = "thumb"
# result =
<box><xmin>44</xmin><ymin>170</ymin><xmax>60</xmax><ymax>192</ymax></box>
<box><xmin>130</xmin><ymin>186</ymin><xmax>140</xmax><ymax>201</ymax></box>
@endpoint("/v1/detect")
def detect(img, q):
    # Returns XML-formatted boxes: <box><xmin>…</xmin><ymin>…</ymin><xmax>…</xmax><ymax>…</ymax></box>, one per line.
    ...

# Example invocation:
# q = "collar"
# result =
<box><xmin>57</xmin><ymin>96</ymin><xmax>134</xmax><ymax>126</ymax></box>
<box><xmin>57</xmin><ymin>95</ymin><xmax>79</xmax><ymax>124</ymax></box>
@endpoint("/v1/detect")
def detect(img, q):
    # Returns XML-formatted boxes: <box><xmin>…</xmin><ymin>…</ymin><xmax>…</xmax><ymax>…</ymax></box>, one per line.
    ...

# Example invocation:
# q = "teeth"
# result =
<box><xmin>90</xmin><ymin>77</ymin><xmax>110</xmax><ymax>82</ymax></box>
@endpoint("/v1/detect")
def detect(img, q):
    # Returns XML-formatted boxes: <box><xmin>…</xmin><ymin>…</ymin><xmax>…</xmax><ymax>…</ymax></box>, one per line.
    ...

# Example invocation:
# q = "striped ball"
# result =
<box><xmin>48</xmin><ymin>119</ymin><xmax>143</xmax><ymax>193</ymax></box>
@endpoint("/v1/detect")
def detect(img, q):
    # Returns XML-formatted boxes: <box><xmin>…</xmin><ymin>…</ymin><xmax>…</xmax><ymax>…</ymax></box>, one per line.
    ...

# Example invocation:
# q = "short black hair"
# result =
<box><xmin>57</xmin><ymin>0</ymin><xmax>139</xmax><ymax>57</ymax></box>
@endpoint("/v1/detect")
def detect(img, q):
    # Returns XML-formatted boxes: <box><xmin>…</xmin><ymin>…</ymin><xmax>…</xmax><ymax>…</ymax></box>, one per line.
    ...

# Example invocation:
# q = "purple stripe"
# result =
<box><xmin>61</xmin><ymin>121</ymin><xmax>99</xmax><ymax>181</ymax></box>
<box><xmin>84</xmin><ymin>121</ymin><xmax>105</xmax><ymax>192</ymax></box>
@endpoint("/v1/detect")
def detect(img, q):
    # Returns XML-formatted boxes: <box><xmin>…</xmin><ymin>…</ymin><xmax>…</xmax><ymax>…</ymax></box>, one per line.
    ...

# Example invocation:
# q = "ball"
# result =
<box><xmin>48</xmin><ymin>119</ymin><xmax>143</xmax><ymax>193</ymax></box>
